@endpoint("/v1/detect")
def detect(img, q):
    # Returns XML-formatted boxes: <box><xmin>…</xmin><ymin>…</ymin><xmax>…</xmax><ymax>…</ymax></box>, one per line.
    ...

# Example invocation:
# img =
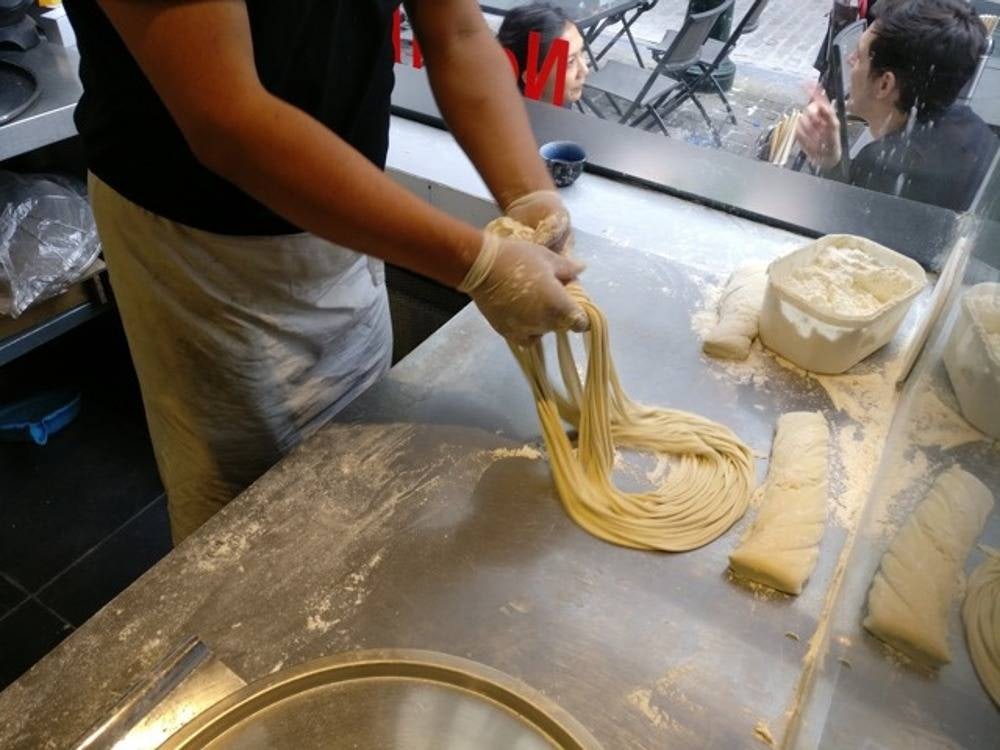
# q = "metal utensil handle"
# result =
<box><xmin>72</xmin><ymin>636</ymin><xmax>212</xmax><ymax>750</ymax></box>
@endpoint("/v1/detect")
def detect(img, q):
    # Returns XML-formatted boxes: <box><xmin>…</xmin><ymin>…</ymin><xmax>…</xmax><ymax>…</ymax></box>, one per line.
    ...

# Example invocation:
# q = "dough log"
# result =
<box><xmin>703</xmin><ymin>264</ymin><xmax>768</xmax><ymax>361</ymax></box>
<box><xmin>962</xmin><ymin>551</ymin><xmax>1000</xmax><ymax>706</ymax></box>
<box><xmin>863</xmin><ymin>467</ymin><xmax>994</xmax><ymax>666</ymax></box>
<box><xmin>729</xmin><ymin>411</ymin><xmax>829</xmax><ymax>595</ymax></box>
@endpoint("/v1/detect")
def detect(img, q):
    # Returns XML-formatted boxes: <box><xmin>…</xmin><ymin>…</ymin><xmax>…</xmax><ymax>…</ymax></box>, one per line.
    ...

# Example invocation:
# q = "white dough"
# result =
<box><xmin>703</xmin><ymin>264</ymin><xmax>768</xmax><ymax>361</ymax></box>
<box><xmin>962</xmin><ymin>551</ymin><xmax>1000</xmax><ymax>706</ymax></box>
<box><xmin>863</xmin><ymin>467</ymin><xmax>994</xmax><ymax>666</ymax></box>
<box><xmin>729</xmin><ymin>411</ymin><xmax>829</xmax><ymax>595</ymax></box>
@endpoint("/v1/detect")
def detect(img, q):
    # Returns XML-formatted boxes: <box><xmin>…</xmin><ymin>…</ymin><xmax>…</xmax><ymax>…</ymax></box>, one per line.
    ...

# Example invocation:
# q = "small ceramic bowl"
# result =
<box><xmin>539</xmin><ymin>141</ymin><xmax>586</xmax><ymax>188</ymax></box>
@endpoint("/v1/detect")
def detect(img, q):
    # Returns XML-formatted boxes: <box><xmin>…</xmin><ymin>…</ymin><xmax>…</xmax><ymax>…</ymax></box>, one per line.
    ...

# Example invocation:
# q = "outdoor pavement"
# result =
<box><xmin>595</xmin><ymin>0</ymin><xmax>833</xmax><ymax>158</ymax></box>
<box><xmin>479</xmin><ymin>0</ymin><xmax>835</xmax><ymax>159</ymax></box>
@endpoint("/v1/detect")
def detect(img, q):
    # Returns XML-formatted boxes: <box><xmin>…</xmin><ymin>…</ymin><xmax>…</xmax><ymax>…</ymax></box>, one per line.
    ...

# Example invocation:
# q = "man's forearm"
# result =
<box><xmin>197</xmin><ymin>92</ymin><xmax>482</xmax><ymax>288</ymax></box>
<box><xmin>418</xmin><ymin>20</ymin><xmax>555</xmax><ymax>208</ymax></box>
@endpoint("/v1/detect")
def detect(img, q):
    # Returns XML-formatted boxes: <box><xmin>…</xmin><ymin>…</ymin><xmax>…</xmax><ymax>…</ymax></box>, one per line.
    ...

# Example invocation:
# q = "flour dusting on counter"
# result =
<box><xmin>910</xmin><ymin>387</ymin><xmax>987</xmax><ymax>449</ymax></box>
<box><xmin>488</xmin><ymin>445</ymin><xmax>543</xmax><ymax>460</ymax></box>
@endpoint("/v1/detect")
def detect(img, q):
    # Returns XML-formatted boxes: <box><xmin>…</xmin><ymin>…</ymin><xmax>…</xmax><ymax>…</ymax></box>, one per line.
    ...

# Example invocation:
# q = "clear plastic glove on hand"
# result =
<box><xmin>459</xmin><ymin>232</ymin><xmax>589</xmax><ymax>347</ymax></box>
<box><xmin>504</xmin><ymin>190</ymin><xmax>573</xmax><ymax>254</ymax></box>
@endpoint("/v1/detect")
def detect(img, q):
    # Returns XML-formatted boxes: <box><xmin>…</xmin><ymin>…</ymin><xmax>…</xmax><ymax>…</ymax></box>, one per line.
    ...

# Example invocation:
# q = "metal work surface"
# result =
<box><xmin>0</xmin><ymin>224</ymin><xmax>937</xmax><ymax>749</ymax></box>
<box><xmin>0</xmin><ymin>41</ymin><xmax>81</xmax><ymax>162</ymax></box>
<box><xmin>160</xmin><ymin>649</ymin><xmax>602</xmax><ymax>750</ymax></box>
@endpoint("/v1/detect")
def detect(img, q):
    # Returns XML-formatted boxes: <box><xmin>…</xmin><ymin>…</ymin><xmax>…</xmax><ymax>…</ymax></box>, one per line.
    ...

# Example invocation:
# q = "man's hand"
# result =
<box><xmin>459</xmin><ymin>233</ymin><xmax>589</xmax><ymax>346</ymax></box>
<box><xmin>504</xmin><ymin>190</ymin><xmax>572</xmax><ymax>254</ymax></box>
<box><xmin>795</xmin><ymin>87</ymin><xmax>843</xmax><ymax>170</ymax></box>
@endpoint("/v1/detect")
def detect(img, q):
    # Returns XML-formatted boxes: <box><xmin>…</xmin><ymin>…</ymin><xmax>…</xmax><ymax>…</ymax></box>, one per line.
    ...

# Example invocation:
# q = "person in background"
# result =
<box><xmin>796</xmin><ymin>0</ymin><xmax>997</xmax><ymax>212</ymax></box>
<box><xmin>497</xmin><ymin>2</ymin><xmax>590</xmax><ymax>106</ymax></box>
<box><xmin>61</xmin><ymin>0</ymin><xmax>588</xmax><ymax>543</ymax></box>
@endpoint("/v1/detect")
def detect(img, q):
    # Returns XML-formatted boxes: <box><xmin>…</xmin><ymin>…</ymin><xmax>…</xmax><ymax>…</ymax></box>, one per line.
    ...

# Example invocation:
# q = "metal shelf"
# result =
<box><xmin>0</xmin><ymin>42</ymin><xmax>81</xmax><ymax>163</ymax></box>
<box><xmin>0</xmin><ymin>262</ymin><xmax>112</xmax><ymax>367</ymax></box>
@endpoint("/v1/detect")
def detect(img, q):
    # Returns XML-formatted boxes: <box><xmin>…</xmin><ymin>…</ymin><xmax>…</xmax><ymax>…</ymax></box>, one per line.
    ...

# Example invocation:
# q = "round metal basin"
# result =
<box><xmin>158</xmin><ymin>649</ymin><xmax>602</xmax><ymax>750</ymax></box>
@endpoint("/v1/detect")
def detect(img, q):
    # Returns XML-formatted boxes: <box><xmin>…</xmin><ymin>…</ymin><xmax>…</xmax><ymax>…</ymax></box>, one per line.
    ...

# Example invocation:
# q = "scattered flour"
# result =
<box><xmin>627</xmin><ymin>664</ymin><xmax>702</xmax><ymax>738</ymax></box>
<box><xmin>782</xmin><ymin>246</ymin><xmax>916</xmax><ymax>317</ymax></box>
<box><xmin>690</xmin><ymin>280</ymin><xmax>724</xmax><ymax>341</ymax></box>
<box><xmin>753</xmin><ymin>720</ymin><xmax>776</xmax><ymax>746</ymax></box>
<box><xmin>305</xmin><ymin>549</ymin><xmax>385</xmax><ymax>632</ymax></box>
<box><xmin>909</xmin><ymin>388</ymin><xmax>987</xmax><ymax>449</ymax></box>
<box><xmin>488</xmin><ymin>445</ymin><xmax>543</xmax><ymax>460</ymax></box>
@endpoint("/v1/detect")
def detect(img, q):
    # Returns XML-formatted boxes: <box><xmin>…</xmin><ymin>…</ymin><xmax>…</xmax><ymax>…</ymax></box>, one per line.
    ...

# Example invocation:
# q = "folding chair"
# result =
<box><xmin>649</xmin><ymin>0</ymin><xmax>772</xmax><ymax>129</ymax></box>
<box><xmin>582</xmin><ymin>0</ymin><xmax>734</xmax><ymax>142</ymax></box>
<box><xmin>958</xmin><ymin>35</ymin><xmax>994</xmax><ymax>103</ymax></box>
<box><xmin>588</xmin><ymin>0</ymin><xmax>661</xmax><ymax>69</ymax></box>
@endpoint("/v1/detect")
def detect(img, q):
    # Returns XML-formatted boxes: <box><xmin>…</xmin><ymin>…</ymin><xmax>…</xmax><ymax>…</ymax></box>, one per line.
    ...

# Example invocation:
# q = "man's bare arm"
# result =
<box><xmin>406</xmin><ymin>0</ymin><xmax>555</xmax><ymax>209</ymax></box>
<box><xmin>96</xmin><ymin>0</ymin><xmax>482</xmax><ymax>287</ymax></box>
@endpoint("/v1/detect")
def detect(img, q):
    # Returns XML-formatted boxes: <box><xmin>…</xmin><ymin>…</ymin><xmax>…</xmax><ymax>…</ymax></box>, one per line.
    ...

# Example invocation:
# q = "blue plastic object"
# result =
<box><xmin>0</xmin><ymin>389</ymin><xmax>81</xmax><ymax>445</ymax></box>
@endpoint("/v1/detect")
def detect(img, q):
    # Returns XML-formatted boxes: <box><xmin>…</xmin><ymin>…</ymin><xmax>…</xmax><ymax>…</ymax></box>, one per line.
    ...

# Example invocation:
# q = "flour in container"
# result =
<box><xmin>783</xmin><ymin>246</ymin><xmax>917</xmax><ymax>317</ymax></box>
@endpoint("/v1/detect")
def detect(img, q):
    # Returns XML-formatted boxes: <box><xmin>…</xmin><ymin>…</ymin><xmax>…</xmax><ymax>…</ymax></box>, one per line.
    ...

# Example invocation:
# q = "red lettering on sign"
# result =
<box><xmin>392</xmin><ymin>9</ymin><xmax>423</xmax><ymax>69</ymax></box>
<box><xmin>522</xmin><ymin>31</ymin><xmax>568</xmax><ymax>106</ymax></box>
<box><xmin>391</xmin><ymin>13</ymin><xmax>567</xmax><ymax>105</ymax></box>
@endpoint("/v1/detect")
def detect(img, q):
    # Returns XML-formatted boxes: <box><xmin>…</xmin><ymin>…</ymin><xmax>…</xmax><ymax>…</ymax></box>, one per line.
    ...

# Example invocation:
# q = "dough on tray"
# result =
<box><xmin>489</xmin><ymin>217</ymin><xmax>756</xmax><ymax>552</ymax></box>
<box><xmin>962</xmin><ymin>551</ymin><xmax>1000</xmax><ymax>706</ymax></box>
<box><xmin>729</xmin><ymin>411</ymin><xmax>829</xmax><ymax>595</ymax></box>
<box><xmin>703</xmin><ymin>264</ymin><xmax>768</xmax><ymax>360</ymax></box>
<box><xmin>863</xmin><ymin>467</ymin><xmax>994</xmax><ymax>666</ymax></box>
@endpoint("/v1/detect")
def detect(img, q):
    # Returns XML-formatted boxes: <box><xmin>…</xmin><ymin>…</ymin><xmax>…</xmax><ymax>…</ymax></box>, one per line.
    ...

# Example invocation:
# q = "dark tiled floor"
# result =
<box><xmin>38</xmin><ymin>495</ymin><xmax>170</xmax><ymax>625</ymax></box>
<box><xmin>0</xmin><ymin>575</ymin><xmax>25</xmax><ymax>614</ymax></box>
<box><xmin>0</xmin><ymin>599</ymin><xmax>73</xmax><ymax>688</ymax></box>
<box><xmin>0</xmin><ymin>312</ymin><xmax>170</xmax><ymax>691</ymax></box>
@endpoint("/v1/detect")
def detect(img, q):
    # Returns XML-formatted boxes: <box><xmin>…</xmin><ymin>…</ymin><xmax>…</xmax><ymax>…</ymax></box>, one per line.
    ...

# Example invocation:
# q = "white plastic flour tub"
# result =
<box><xmin>759</xmin><ymin>234</ymin><xmax>927</xmax><ymax>374</ymax></box>
<box><xmin>943</xmin><ymin>283</ymin><xmax>1000</xmax><ymax>439</ymax></box>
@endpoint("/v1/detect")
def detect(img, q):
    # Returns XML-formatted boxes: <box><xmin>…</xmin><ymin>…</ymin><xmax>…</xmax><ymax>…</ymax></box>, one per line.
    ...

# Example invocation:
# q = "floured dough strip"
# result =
<box><xmin>864</xmin><ymin>467</ymin><xmax>994</xmax><ymax>666</ymax></box>
<box><xmin>729</xmin><ymin>411</ymin><xmax>828</xmax><ymax>594</ymax></box>
<box><xmin>703</xmin><ymin>264</ymin><xmax>768</xmax><ymax>361</ymax></box>
<box><xmin>962</xmin><ymin>550</ymin><xmax>1000</xmax><ymax>706</ymax></box>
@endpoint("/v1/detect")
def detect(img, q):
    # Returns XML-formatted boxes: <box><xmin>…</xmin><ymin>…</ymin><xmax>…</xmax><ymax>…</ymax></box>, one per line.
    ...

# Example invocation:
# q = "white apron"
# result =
<box><xmin>88</xmin><ymin>174</ymin><xmax>392</xmax><ymax>542</ymax></box>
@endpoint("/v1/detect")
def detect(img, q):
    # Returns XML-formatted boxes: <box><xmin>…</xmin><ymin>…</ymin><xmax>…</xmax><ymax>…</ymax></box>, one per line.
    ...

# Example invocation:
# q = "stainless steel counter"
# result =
<box><xmin>0</xmin><ymin>222</ymin><xmax>945</xmax><ymax>749</ymax></box>
<box><xmin>0</xmin><ymin>41</ymin><xmax>80</xmax><ymax>162</ymax></box>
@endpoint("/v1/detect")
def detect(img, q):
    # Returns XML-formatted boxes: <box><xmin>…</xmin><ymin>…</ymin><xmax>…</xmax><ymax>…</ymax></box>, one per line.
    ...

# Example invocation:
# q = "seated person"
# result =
<box><xmin>796</xmin><ymin>0</ymin><xmax>998</xmax><ymax>212</ymax></box>
<box><xmin>497</xmin><ymin>2</ymin><xmax>589</xmax><ymax>106</ymax></box>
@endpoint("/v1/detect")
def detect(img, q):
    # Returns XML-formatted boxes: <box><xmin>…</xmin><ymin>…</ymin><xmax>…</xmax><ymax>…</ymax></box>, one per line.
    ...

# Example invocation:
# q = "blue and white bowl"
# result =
<box><xmin>539</xmin><ymin>141</ymin><xmax>586</xmax><ymax>188</ymax></box>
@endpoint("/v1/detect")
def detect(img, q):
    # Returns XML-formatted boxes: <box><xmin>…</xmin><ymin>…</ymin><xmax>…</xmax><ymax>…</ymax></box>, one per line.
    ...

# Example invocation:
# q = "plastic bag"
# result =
<box><xmin>0</xmin><ymin>171</ymin><xmax>101</xmax><ymax>318</ymax></box>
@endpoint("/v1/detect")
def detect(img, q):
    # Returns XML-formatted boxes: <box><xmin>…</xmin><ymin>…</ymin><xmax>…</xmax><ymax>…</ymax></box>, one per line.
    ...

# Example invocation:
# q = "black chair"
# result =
<box><xmin>587</xmin><ymin>0</ymin><xmax>661</xmax><ymax>69</ymax></box>
<box><xmin>958</xmin><ymin>35</ymin><xmax>994</xmax><ymax>102</ymax></box>
<box><xmin>649</xmin><ymin>0</ymin><xmax>772</xmax><ymax>130</ymax></box>
<box><xmin>582</xmin><ymin>0</ymin><xmax>734</xmax><ymax>141</ymax></box>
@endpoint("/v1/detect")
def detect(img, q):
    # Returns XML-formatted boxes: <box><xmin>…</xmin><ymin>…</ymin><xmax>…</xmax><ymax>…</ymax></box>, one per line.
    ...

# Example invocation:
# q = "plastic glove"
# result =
<box><xmin>459</xmin><ymin>231</ymin><xmax>589</xmax><ymax>347</ymax></box>
<box><xmin>504</xmin><ymin>190</ymin><xmax>573</xmax><ymax>254</ymax></box>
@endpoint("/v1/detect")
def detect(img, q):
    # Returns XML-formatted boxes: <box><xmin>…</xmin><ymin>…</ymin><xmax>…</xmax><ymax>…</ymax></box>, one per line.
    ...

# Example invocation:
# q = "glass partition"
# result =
<box><xmin>396</xmin><ymin>1</ymin><xmax>1000</xmax><ymax>220</ymax></box>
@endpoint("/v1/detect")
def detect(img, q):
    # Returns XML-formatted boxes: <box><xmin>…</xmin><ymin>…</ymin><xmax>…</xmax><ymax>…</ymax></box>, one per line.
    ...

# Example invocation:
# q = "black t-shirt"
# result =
<box><xmin>848</xmin><ymin>105</ymin><xmax>998</xmax><ymax>212</ymax></box>
<box><xmin>63</xmin><ymin>1</ymin><xmax>401</xmax><ymax>235</ymax></box>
